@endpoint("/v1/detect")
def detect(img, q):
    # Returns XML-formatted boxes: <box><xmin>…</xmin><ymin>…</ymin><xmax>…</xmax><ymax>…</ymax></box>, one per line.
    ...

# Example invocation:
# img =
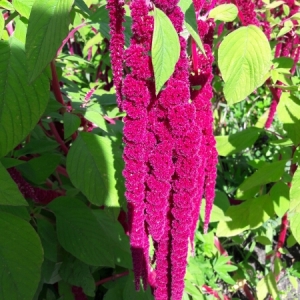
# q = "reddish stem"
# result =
<box><xmin>214</xmin><ymin>236</ymin><xmax>229</xmax><ymax>258</ymax></box>
<box><xmin>50</xmin><ymin>61</ymin><xmax>66</xmax><ymax>107</ymax></box>
<box><xmin>56</xmin><ymin>165</ymin><xmax>69</xmax><ymax>177</ymax></box>
<box><xmin>49</xmin><ymin>122</ymin><xmax>69</xmax><ymax>154</ymax></box>
<box><xmin>95</xmin><ymin>271</ymin><xmax>129</xmax><ymax>286</ymax></box>
<box><xmin>243</xmin><ymin>283</ymin><xmax>255</xmax><ymax>300</ymax></box>
<box><xmin>275</xmin><ymin>213</ymin><xmax>288</xmax><ymax>259</ymax></box>
<box><xmin>191</xmin><ymin>39</ymin><xmax>199</xmax><ymax>75</ymax></box>
<box><xmin>57</xmin><ymin>23</ymin><xmax>87</xmax><ymax>56</ymax></box>
<box><xmin>202</xmin><ymin>285</ymin><xmax>230</xmax><ymax>300</ymax></box>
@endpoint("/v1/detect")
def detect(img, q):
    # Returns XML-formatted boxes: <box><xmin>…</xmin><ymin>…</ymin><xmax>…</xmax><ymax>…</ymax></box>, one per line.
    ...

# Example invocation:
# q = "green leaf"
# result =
<box><xmin>266</xmin><ymin>0</ymin><xmax>284</xmax><ymax>9</ymax></box>
<box><xmin>289</xmin><ymin>169</ymin><xmax>300</xmax><ymax>243</ymax></box>
<box><xmin>0</xmin><ymin>13</ymin><xmax>4</xmax><ymax>39</ymax></box>
<box><xmin>216</xmin><ymin>127</ymin><xmax>261</xmax><ymax>156</ymax></box>
<box><xmin>214</xmin><ymin>256</ymin><xmax>237</xmax><ymax>285</ymax></box>
<box><xmin>0</xmin><ymin>205</ymin><xmax>30</xmax><ymax>221</ymax></box>
<box><xmin>218</xmin><ymin>26</ymin><xmax>271</xmax><ymax>105</ymax></box>
<box><xmin>0</xmin><ymin>212</ymin><xmax>43</xmax><ymax>300</ymax></box>
<box><xmin>26</xmin><ymin>0</ymin><xmax>74</xmax><ymax>82</ymax></box>
<box><xmin>13</xmin><ymin>17</ymin><xmax>28</xmax><ymax>44</ymax></box>
<box><xmin>93</xmin><ymin>210</ymin><xmax>132</xmax><ymax>268</ymax></box>
<box><xmin>59</xmin><ymin>255</ymin><xmax>95</xmax><ymax>297</ymax></box>
<box><xmin>270</xmin><ymin>181</ymin><xmax>289</xmax><ymax>218</ymax></box>
<box><xmin>123</xmin><ymin>273</ymin><xmax>153</xmax><ymax>300</ymax></box>
<box><xmin>74</xmin><ymin>0</ymin><xmax>90</xmax><ymax>16</ymax></box>
<box><xmin>257</xmin><ymin>273</ymin><xmax>279</xmax><ymax>300</ymax></box>
<box><xmin>12</xmin><ymin>0</ymin><xmax>35</xmax><ymax>18</ymax></box>
<box><xmin>290</xmin><ymin>167</ymin><xmax>300</xmax><ymax>213</ymax></box>
<box><xmin>179</xmin><ymin>2</ymin><xmax>206</xmax><ymax>56</ymax></box>
<box><xmin>0</xmin><ymin>37</ymin><xmax>49</xmax><ymax>157</ymax></box>
<box><xmin>17</xmin><ymin>153</ymin><xmax>61</xmax><ymax>184</ymax></box>
<box><xmin>0</xmin><ymin>162</ymin><xmax>27</xmax><ymax>206</ymax></box>
<box><xmin>236</xmin><ymin>160</ymin><xmax>287</xmax><ymax>198</ymax></box>
<box><xmin>14</xmin><ymin>138</ymin><xmax>59</xmax><ymax>156</ymax></box>
<box><xmin>277</xmin><ymin>92</ymin><xmax>300</xmax><ymax>145</ymax></box>
<box><xmin>84</xmin><ymin>110</ymin><xmax>108</xmax><ymax>132</ymax></box>
<box><xmin>63</xmin><ymin>112</ymin><xmax>81</xmax><ymax>139</ymax></box>
<box><xmin>184</xmin><ymin>21</ymin><xmax>206</xmax><ymax>57</ymax></box>
<box><xmin>0</xmin><ymin>0</ymin><xmax>14</xmax><ymax>10</ymax></box>
<box><xmin>152</xmin><ymin>6</ymin><xmax>180</xmax><ymax>95</ymax></box>
<box><xmin>67</xmin><ymin>132</ymin><xmax>125</xmax><ymax>207</ymax></box>
<box><xmin>208</xmin><ymin>4</ymin><xmax>238</xmax><ymax>22</ymax></box>
<box><xmin>217</xmin><ymin>195</ymin><xmax>274</xmax><ymax>237</ymax></box>
<box><xmin>37</xmin><ymin>219</ymin><xmax>58</xmax><ymax>262</ymax></box>
<box><xmin>48</xmin><ymin>196</ymin><xmax>115</xmax><ymax>266</ymax></box>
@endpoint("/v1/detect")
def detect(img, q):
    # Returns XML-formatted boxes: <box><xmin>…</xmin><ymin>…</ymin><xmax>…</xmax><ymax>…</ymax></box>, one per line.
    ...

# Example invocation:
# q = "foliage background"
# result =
<box><xmin>0</xmin><ymin>0</ymin><xmax>300</xmax><ymax>299</ymax></box>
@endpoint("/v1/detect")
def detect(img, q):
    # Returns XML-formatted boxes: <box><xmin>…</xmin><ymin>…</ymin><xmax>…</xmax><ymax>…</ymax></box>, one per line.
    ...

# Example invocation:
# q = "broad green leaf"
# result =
<box><xmin>14</xmin><ymin>138</ymin><xmax>59</xmax><ymax>156</ymax></box>
<box><xmin>0</xmin><ymin>37</ymin><xmax>49</xmax><ymax>157</ymax></box>
<box><xmin>59</xmin><ymin>255</ymin><xmax>95</xmax><ymax>297</ymax></box>
<box><xmin>257</xmin><ymin>273</ymin><xmax>278</xmax><ymax>300</ymax></box>
<box><xmin>0</xmin><ymin>13</ymin><xmax>4</xmax><ymax>39</ymax></box>
<box><xmin>0</xmin><ymin>162</ymin><xmax>27</xmax><ymax>206</ymax></box>
<box><xmin>58</xmin><ymin>281</ymin><xmax>75</xmax><ymax>300</ymax></box>
<box><xmin>218</xmin><ymin>26</ymin><xmax>271</xmax><ymax>105</ymax></box>
<box><xmin>184</xmin><ymin>21</ymin><xmax>206</xmax><ymax>57</ymax></box>
<box><xmin>152</xmin><ymin>6</ymin><xmax>180</xmax><ymax>95</ymax></box>
<box><xmin>216</xmin><ymin>127</ymin><xmax>261</xmax><ymax>156</ymax></box>
<box><xmin>12</xmin><ymin>0</ymin><xmax>35</xmax><ymax>18</ymax></box>
<box><xmin>84</xmin><ymin>110</ymin><xmax>108</xmax><ymax>132</ymax></box>
<box><xmin>0</xmin><ymin>0</ymin><xmax>14</xmax><ymax>10</ymax></box>
<box><xmin>289</xmin><ymin>167</ymin><xmax>300</xmax><ymax>213</ymax></box>
<box><xmin>255</xmin><ymin>235</ymin><xmax>272</xmax><ymax>246</ymax></box>
<box><xmin>13</xmin><ymin>17</ymin><xmax>28</xmax><ymax>44</ymax></box>
<box><xmin>270</xmin><ymin>181</ymin><xmax>289</xmax><ymax>217</ymax></box>
<box><xmin>200</xmin><ymin>193</ymin><xmax>231</xmax><ymax>223</ymax></box>
<box><xmin>48</xmin><ymin>196</ymin><xmax>115</xmax><ymax>267</ymax></box>
<box><xmin>216</xmin><ymin>195</ymin><xmax>274</xmax><ymax>237</ymax></box>
<box><xmin>26</xmin><ymin>0</ymin><xmax>74</xmax><ymax>82</ymax></box>
<box><xmin>63</xmin><ymin>112</ymin><xmax>81</xmax><ymax>139</ymax></box>
<box><xmin>41</xmin><ymin>259</ymin><xmax>61</xmax><ymax>284</ymax></box>
<box><xmin>67</xmin><ymin>132</ymin><xmax>125</xmax><ymax>207</ymax></box>
<box><xmin>291</xmin><ymin>12</ymin><xmax>300</xmax><ymax>20</ymax></box>
<box><xmin>266</xmin><ymin>0</ymin><xmax>284</xmax><ymax>9</ymax></box>
<box><xmin>236</xmin><ymin>160</ymin><xmax>287</xmax><ymax>198</ymax></box>
<box><xmin>93</xmin><ymin>210</ymin><xmax>132</xmax><ymax>268</ymax></box>
<box><xmin>277</xmin><ymin>23</ymin><xmax>293</xmax><ymax>38</ymax></box>
<box><xmin>74</xmin><ymin>0</ymin><xmax>90</xmax><ymax>16</ymax></box>
<box><xmin>277</xmin><ymin>92</ymin><xmax>300</xmax><ymax>145</ymax></box>
<box><xmin>123</xmin><ymin>273</ymin><xmax>153</xmax><ymax>300</ymax></box>
<box><xmin>0</xmin><ymin>212</ymin><xmax>43</xmax><ymax>300</ymax></box>
<box><xmin>208</xmin><ymin>4</ymin><xmax>238</xmax><ymax>22</ymax></box>
<box><xmin>37</xmin><ymin>219</ymin><xmax>58</xmax><ymax>262</ymax></box>
<box><xmin>0</xmin><ymin>205</ymin><xmax>30</xmax><ymax>221</ymax></box>
<box><xmin>179</xmin><ymin>1</ymin><xmax>206</xmax><ymax>56</ymax></box>
<box><xmin>17</xmin><ymin>153</ymin><xmax>61</xmax><ymax>184</ymax></box>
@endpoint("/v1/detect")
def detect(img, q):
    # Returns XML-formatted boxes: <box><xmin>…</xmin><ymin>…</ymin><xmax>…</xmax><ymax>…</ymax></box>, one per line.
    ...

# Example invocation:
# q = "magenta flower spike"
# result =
<box><xmin>107</xmin><ymin>0</ymin><xmax>125</xmax><ymax>109</ymax></box>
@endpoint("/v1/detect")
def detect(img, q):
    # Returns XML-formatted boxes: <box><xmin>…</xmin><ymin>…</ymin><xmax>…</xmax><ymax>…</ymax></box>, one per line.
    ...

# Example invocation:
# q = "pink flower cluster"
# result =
<box><xmin>8</xmin><ymin>168</ymin><xmax>61</xmax><ymax>204</ymax></box>
<box><xmin>107</xmin><ymin>0</ymin><xmax>125</xmax><ymax>109</ymax></box>
<box><xmin>109</xmin><ymin>0</ymin><xmax>218</xmax><ymax>299</ymax></box>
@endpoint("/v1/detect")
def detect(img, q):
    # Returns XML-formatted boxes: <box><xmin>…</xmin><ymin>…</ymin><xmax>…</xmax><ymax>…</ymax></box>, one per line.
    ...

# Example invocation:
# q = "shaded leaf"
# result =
<box><xmin>0</xmin><ymin>212</ymin><xmax>43</xmax><ymax>300</ymax></box>
<box><xmin>0</xmin><ymin>37</ymin><xmax>49</xmax><ymax>157</ymax></box>
<box><xmin>216</xmin><ymin>127</ymin><xmax>261</xmax><ymax>156</ymax></box>
<box><xmin>26</xmin><ymin>0</ymin><xmax>74</xmax><ymax>82</ymax></box>
<box><xmin>67</xmin><ymin>132</ymin><xmax>124</xmax><ymax>207</ymax></box>
<box><xmin>48</xmin><ymin>196</ymin><xmax>115</xmax><ymax>267</ymax></box>
<box><xmin>0</xmin><ymin>162</ymin><xmax>27</xmax><ymax>206</ymax></box>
